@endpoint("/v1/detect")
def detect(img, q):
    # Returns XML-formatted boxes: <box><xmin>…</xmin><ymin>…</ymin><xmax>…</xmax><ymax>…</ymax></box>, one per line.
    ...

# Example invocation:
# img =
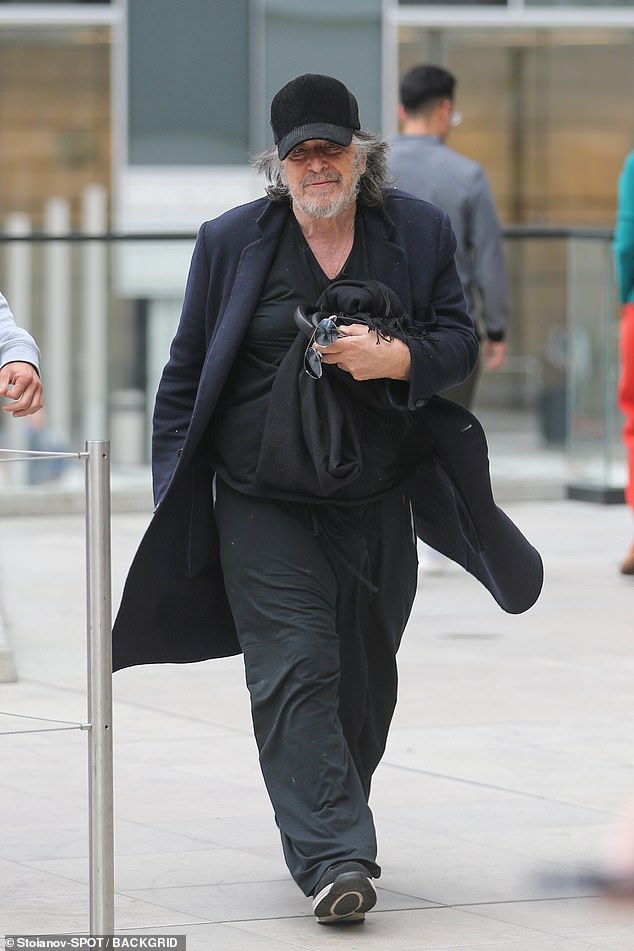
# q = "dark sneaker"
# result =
<box><xmin>312</xmin><ymin>861</ymin><xmax>377</xmax><ymax>924</ymax></box>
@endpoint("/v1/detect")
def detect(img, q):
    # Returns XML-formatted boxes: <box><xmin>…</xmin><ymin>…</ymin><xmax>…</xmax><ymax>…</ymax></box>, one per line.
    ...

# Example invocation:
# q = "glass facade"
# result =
<box><xmin>566</xmin><ymin>236</ymin><xmax>624</xmax><ymax>499</ymax></box>
<box><xmin>396</xmin><ymin>12</ymin><xmax>631</xmax><ymax>484</ymax></box>
<box><xmin>0</xmin><ymin>25</ymin><xmax>111</xmax><ymax>228</ymax></box>
<box><xmin>399</xmin><ymin>1</ymin><xmax>507</xmax><ymax>5</ymax></box>
<box><xmin>0</xmin><ymin>1</ymin><xmax>109</xmax><ymax>4</ymax></box>
<box><xmin>127</xmin><ymin>0</ymin><xmax>250</xmax><ymax>164</ymax></box>
<box><xmin>0</xmin><ymin>0</ymin><xmax>629</xmax><ymax>487</ymax></box>
<box><xmin>525</xmin><ymin>0</ymin><xmax>633</xmax><ymax>6</ymax></box>
<box><xmin>253</xmin><ymin>0</ymin><xmax>383</xmax><ymax>152</ymax></box>
<box><xmin>398</xmin><ymin>26</ymin><xmax>634</xmax><ymax>227</ymax></box>
<box><xmin>399</xmin><ymin>0</ymin><xmax>632</xmax><ymax>5</ymax></box>
<box><xmin>396</xmin><ymin>22</ymin><xmax>633</xmax><ymax>418</ymax></box>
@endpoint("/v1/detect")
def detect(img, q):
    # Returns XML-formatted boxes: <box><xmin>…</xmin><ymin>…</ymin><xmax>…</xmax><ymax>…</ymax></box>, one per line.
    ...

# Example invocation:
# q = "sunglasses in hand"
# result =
<box><xmin>304</xmin><ymin>316</ymin><xmax>346</xmax><ymax>379</ymax></box>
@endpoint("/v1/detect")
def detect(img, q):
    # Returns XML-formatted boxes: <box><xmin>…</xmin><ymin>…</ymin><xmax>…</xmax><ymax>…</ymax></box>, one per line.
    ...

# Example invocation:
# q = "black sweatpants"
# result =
<box><xmin>214</xmin><ymin>478</ymin><xmax>418</xmax><ymax>896</ymax></box>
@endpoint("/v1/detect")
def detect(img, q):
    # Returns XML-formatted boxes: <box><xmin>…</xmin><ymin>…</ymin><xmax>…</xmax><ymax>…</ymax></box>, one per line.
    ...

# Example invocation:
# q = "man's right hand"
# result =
<box><xmin>0</xmin><ymin>361</ymin><xmax>44</xmax><ymax>416</ymax></box>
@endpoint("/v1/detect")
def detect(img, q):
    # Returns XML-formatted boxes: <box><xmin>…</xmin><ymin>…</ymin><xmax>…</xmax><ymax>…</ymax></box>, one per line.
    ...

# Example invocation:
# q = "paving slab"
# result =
<box><xmin>0</xmin><ymin>498</ymin><xmax>633</xmax><ymax>948</ymax></box>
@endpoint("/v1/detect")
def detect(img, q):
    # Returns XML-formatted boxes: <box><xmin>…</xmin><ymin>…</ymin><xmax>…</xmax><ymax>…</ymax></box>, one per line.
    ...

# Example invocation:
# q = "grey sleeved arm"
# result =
<box><xmin>468</xmin><ymin>168</ymin><xmax>509</xmax><ymax>340</ymax></box>
<box><xmin>0</xmin><ymin>291</ymin><xmax>40</xmax><ymax>370</ymax></box>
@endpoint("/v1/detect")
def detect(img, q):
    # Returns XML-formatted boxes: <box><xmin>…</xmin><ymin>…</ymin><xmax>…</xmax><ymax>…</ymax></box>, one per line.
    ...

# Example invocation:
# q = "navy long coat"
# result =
<box><xmin>112</xmin><ymin>191</ymin><xmax>543</xmax><ymax>672</ymax></box>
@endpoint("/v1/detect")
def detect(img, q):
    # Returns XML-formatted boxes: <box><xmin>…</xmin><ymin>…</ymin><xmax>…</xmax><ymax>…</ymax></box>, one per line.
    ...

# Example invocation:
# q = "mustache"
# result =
<box><xmin>302</xmin><ymin>173</ymin><xmax>342</xmax><ymax>187</ymax></box>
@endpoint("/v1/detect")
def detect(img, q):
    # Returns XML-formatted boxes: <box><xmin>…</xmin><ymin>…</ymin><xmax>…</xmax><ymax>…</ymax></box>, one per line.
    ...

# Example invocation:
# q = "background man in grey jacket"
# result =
<box><xmin>389</xmin><ymin>64</ymin><xmax>508</xmax><ymax>409</ymax></box>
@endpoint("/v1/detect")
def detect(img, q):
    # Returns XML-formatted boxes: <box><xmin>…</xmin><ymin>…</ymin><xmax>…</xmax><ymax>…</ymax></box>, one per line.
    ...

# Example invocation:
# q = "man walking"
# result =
<box><xmin>113</xmin><ymin>73</ymin><xmax>542</xmax><ymax>926</ymax></box>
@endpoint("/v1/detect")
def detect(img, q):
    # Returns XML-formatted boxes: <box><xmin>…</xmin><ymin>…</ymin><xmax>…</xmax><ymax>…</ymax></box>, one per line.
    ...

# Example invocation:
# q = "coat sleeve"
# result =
<box><xmin>400</xmin><ymin>211</ymin><xmax>479</xmax><ymax>408</ymax></box>
<box><xmin>151</xmin><ymin>225</ymin><xmax>211</xmax><ymax>505</ymax></box>
<box><xmin>468</xmin><ymin>167</ymin><xmax>509</xmax><ymax>340</ymax></box>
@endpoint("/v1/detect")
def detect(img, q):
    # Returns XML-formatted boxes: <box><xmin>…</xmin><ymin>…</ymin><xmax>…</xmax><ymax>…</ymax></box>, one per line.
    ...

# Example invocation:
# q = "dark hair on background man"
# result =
<box><xmin>252</xmin><ymin>130</ymin><xmax>390</xmax><ymax>207</ymax></box>
<box><xmin>399</xmin><ymin>64</ymin><xmax>456</xmax><ymax>114</ymax></box>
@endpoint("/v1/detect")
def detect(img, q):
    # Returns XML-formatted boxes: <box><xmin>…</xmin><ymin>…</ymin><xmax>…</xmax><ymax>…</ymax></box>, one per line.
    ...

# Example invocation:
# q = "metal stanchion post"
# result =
<box><xmin>85</xmin><ymin>440</ymin><xmax>114</xmax><ymax>933</ymax></box>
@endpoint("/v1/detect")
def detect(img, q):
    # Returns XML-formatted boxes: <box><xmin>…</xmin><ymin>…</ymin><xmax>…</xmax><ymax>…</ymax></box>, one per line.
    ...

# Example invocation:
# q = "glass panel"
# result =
<box><xmin>566</xmin><ymin>237</ymin><xmax>624</xmax><ymax>497</ymax></box>
<box><xmin>0</xmin><ymin>26</ymin><xmax>111</xmax><ymax>229</ymax></box>
<box><xmin>526</xmin><ymin>0</ymin><xmax>633</xmax><ymax>6</ymax></box>
<box><xmin>0</xmin><ymin>234</ymin><xmax>197</xmax><ymax>485</ymax></box>
<box><xmin>0</xmin><ymin>1</ymin><xmax>109</xmax><ymax>4</ymax></box>
<box><xmin>128</xmin><ymin>0</ymin><xmax>249</xmax><ymax>164</ymax></box>
<box><xmin>259</xmin><ymin>0</ymin><xmax>383</xmax><ymax>151</ymax></box>
<box><xmin>399</xmin><ymin>0</ymin><xmax>506</xmax><ymax>5</ymax></box>
<box><xmin>397</xmin><ymin>28</ymin><xmax>634</xmax><ymax>227</ymax></box>
<box><xmin>473</xmin><ymin>234</ymin><xmax>568</xmax><ymax>495</ymax></box>
<box><xmin>396</xmin><ymin>26</ymin><xmax>632</xmax><ymax>495</ymax></box>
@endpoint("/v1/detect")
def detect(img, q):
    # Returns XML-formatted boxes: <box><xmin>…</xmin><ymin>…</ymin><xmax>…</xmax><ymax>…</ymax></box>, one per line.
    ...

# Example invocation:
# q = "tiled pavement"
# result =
<box><xmin>1</xmin><ymin>462</ymin><xmax>634</xmax><ymax>948</ymax></box>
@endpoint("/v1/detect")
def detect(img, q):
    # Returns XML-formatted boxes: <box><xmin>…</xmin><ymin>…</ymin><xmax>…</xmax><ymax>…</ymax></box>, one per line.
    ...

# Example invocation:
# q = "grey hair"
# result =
<box><xmin>251</xmin><ymin>131</ymin><xmax>390</xmax><ymax>207</ymax></box>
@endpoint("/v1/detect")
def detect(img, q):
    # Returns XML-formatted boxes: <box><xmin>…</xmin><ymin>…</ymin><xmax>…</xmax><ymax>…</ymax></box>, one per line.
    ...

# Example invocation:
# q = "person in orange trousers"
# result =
<box><xmin>614</xmin><ymin>151</ymin><xmax>634</xmax><ymax>575</ymax></box>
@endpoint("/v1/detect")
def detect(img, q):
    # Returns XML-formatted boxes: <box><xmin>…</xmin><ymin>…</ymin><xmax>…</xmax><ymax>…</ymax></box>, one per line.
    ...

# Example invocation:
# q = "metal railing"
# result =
<box><xmin>0</xmin><ymin>216</ymin><xmax>622</xmax><ymax>500</ymax></box>
<box><xmin>0</xmin><ymin>441</ymin><xmax>114</xmax><ymax>932</ymax></box>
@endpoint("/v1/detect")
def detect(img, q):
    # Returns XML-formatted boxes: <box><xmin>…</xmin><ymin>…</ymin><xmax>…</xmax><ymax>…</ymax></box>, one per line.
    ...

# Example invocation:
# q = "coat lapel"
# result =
<box><xmin>183</xmin><ymin>200</ymin><xmax>414</xmax><ymax>464</ymax></box>
<box><xmin>363</xmin><ymin>202</ymin><xmax>412</xmax><ymax>315</ymax></box>
<box><xmin>185</xmin><ymin>205</ymin><xmax>289</xmax><ymax>456</ymax></box>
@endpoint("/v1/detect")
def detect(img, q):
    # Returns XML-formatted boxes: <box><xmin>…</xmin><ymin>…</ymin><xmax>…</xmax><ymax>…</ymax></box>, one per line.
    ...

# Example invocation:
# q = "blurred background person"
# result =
<box><xmin>613</xmin><ymin>150</ymin><xmax>634</xmax><ymax>576</ymax></box>
<box><xmin>388</xmin><ymin>64</ymin><xmax>508</xmax><ymax>410</ymax></box>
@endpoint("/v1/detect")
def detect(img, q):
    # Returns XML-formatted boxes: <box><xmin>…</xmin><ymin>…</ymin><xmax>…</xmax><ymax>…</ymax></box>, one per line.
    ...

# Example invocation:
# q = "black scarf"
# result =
<box><xmin>255</xmin><ymin>280</ymin><xmax>432</xmax><ymax>497</ymax></box>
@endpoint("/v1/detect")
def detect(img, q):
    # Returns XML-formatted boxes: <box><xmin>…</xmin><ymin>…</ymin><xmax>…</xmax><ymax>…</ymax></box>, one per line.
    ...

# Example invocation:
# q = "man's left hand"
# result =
<box><xmin>316</xmin><ymin>323</ymin><xmax>411</xmax><ymax>381</ymax></box>
<box><xmin>0</xmin><ymin>362</ymin><xmax>44</xmax><ymax>417</ymax></box>
<box><xmin>482</xmin><ymin>339</ymin><xmax>507</xmax><ymax>371</ymax></box>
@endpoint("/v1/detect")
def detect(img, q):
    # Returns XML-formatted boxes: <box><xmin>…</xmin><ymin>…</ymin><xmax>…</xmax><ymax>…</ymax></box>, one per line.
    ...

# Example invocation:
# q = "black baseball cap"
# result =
<box><xmin>270</xmin><ymin>73</ymin><xmax>361</xmax><ymax>160</ymax></box>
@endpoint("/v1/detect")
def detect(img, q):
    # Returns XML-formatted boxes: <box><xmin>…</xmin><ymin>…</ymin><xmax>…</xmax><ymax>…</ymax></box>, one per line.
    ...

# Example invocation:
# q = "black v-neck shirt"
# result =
<box><xmin>207</xmin><ymin>210</ymin><xmax>422</xmax><ymax>502</ymax></box>
<box><xmin>208</xmin><ymin>212</ymin><xmax>372</xmax><ymax>493</ymax></box>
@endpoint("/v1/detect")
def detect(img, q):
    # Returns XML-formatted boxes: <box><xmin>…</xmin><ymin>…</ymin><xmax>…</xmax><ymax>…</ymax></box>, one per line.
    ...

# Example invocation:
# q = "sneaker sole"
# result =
<box><xmin>312</xmin><ymin>870</ymin><xmax>377</xmax><ymax>924</ymax></box>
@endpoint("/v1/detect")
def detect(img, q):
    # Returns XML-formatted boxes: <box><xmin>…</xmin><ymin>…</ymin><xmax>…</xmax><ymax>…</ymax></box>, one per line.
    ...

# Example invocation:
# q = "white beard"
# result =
<box><xmin>285</xmin><ymin>160</ymin><xmax>362</xmax><ymax>219</ymax></box>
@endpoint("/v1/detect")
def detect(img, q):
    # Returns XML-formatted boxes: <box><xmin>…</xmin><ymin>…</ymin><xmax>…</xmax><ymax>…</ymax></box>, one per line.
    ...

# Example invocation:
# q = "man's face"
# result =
<box><xmin>281</xmin><ymin>139</ymin><xmax>366</xmax><ymax>219</ymax></box>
